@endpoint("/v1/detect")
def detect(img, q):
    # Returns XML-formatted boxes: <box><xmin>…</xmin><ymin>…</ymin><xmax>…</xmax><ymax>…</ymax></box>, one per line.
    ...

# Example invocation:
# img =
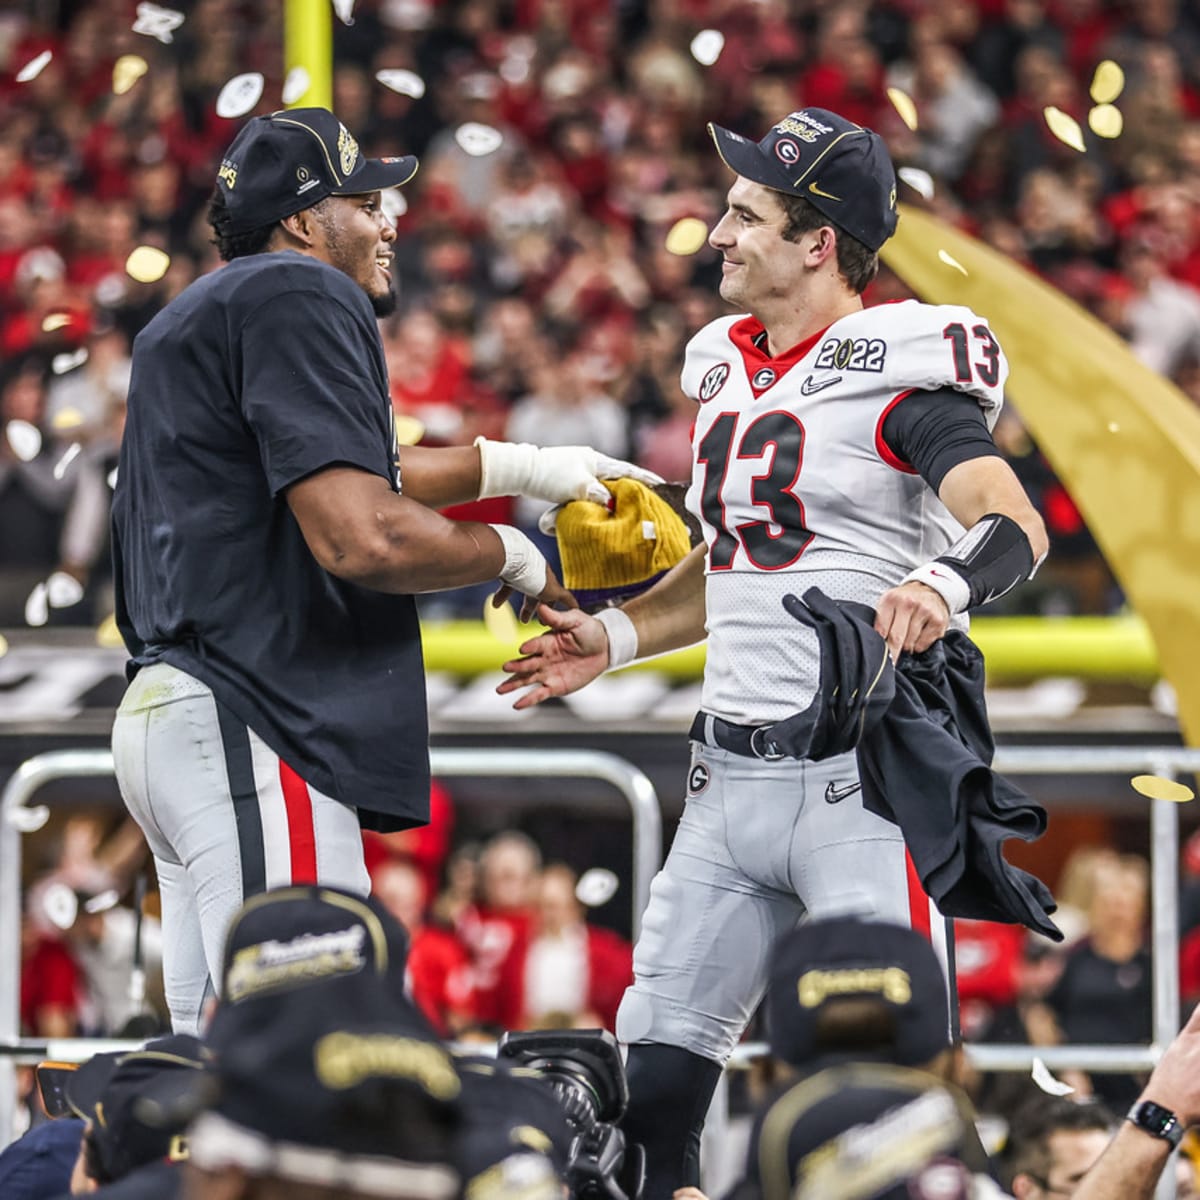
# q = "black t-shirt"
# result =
<box><xmin>112</xmin><ymin>251</ymin><xmax>427</xmax><ymax>831</ymax></box>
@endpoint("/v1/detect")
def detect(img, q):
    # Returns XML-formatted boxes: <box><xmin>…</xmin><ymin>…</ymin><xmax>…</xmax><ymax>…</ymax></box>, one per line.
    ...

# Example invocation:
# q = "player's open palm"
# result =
<box><xmin>498</xmin><ymin>605</ymin><xmax>611</xmax><ymax>709</ymax></box>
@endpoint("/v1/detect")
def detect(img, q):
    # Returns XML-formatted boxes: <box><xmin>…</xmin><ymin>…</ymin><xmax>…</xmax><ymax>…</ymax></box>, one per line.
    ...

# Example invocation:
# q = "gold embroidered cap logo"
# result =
<box><xmin>337</xmin><ymin>124</ymin><xmax>359</xmax><ymax>177</ymax></box>
<box><xmin>217</xmin><ymin>160</ymin><xmax>238</xmax><ymax>189</ymax></box>
<box><xmin>797</xmin><ymin>966</ymin><xmax>912</xmax><ymax>1008</ymax></box>
<box><xmin>314</xmin><ymin>1032</ymin><xmax>461</xmax><ymax>1099</ymax></box>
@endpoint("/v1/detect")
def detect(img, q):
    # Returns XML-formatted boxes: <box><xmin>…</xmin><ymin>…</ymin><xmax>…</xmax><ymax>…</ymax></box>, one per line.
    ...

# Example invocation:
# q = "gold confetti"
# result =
<box><xmin>1107</xmin><ymin>421</ymin><xmax>1121</xmax><ymax>434</ymax></box>
<box><xmin>1044</xmin><ymin>106</ymin><xmax>1086</xmax><ymax>153</ymax></box>
<box><xmin>1090</xmin><ymin>60</ymin><xmax>1125</xmax><ymax>105</ymax></box>
<box><xmin>1131</xmin><ymin>775</ymin><xmax>1195</xmax><ymax>803</ymax></box>
<box><xmin>665</xmin><ymin>217</ymin><xmax>709</xmax><ymax>256</ymax></box>
<box><xmin>0</xmin><ymin>633</ymin><xmax>8</xmax><ymax>658</ymax></box>
<box><xmin>1088</xmin><ymin>104</ymin><xmax>1123</xmax><ymax>139</ymax></box>
<box><xmin>113</xmin><ymin>54</ymin><xmax>148</xmax><ymax>95</ymax></box>
<box><xmin>393</xmin><ymin>414</ymin><xmax>424</xmax><ymax>445</ymax></box>
<box><xmin>52</xmin><ymin>408</ymin><xmax>85</xmax><ymax>431</ymax></box>
<box><xmin>126</xmin><ymin>245</ymin><xmax>171</xmax><ymax>283</ymax></box>
<box><xmin>937</xmin><ymin>249</ymin><xmax>968</xmax><ymax>276</ymax></box>
<box><xmin>483</xmin><ymin>593</ymin><xmax>521</xmax><ymax>642</ymax></box>
<box><xmin>96</xmin><ymin>613</ymin><xmax>124</xmax><ymax>648</ymax></box>
<box><xmin>41</xmin><ymin>312</ymin><xmax>71</xmax><ymax>332</ymax></box>
<box><xmin>887</xmin><ymin>86</ymin><xmax>919</xmax><ymax>132</ymax></box>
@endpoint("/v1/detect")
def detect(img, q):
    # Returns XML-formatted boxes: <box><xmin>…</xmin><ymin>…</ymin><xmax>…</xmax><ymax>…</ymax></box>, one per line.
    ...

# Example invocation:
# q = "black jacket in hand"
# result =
<box><xmin>771</xmin><ymin>588</ymin><xmax>1061</xmax><ymax>941</ymax></box>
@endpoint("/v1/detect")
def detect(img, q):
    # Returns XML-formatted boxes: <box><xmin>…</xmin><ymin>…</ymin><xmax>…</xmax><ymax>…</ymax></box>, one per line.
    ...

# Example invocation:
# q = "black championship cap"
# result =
<box><xmin>219</xmin><ymin>884</ymin><xmax>411</xmax><ymax>1009</ymax></box>
<box><xmin>708</xmin><ymin>108</ymin><xmax>899</xmax><ymax>251</ymax></box>
<box><xmin>754</xmin><ymin>1062</ymin><xmax>988</xmax><ymax>1200</ymax></box>
<box><xmin>183</xmin><ymin>982</ymin><xmax>463</xmax><ymax>1200</ymax></box>
<box><xmin>766</xmin><ymin>917</ymin><xmax>950</xmax><ymax>1068</ymax></box>
<box><xmin>214</xmin><ymin>106</ymin><xmax>418</xmax><ymax>235</ymax></box>
<box><xmin>64</xmin><ymin>1034</ymin><xmax>208</xmax><ymax>1183</ymax></box>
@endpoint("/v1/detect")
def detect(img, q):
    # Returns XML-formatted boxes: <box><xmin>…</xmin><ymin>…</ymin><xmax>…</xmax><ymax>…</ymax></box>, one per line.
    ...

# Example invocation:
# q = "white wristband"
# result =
<box><xmin>596</xmin><ymin>607</ymin><xmax>639</xmax><ymax>670</ymax></box>
<box><xmin>900</xmin><ymin>562</ymin><xmax>971</xmax><ymax>615</ymax></box>
<box><xmin>475</xmin><ymin>438</ymin><xmax>539</xmax><ymax>500</ymax></box>
<box><xmin>489</xmin><ymin>524</ymin><xmax>548</xmax><ymax>598</ymax></box>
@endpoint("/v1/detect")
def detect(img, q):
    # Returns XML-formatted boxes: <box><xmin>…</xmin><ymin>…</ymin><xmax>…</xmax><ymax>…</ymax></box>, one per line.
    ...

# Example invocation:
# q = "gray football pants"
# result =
<box><xmin>111</xmin><ymin>663</ymin><xmax>369</xmax><ymax>1034</ymax></box>
<box><xmin>616</xmin><ymin>735</ymin><xmax>935</xmax><ymax>1064</ymax></box>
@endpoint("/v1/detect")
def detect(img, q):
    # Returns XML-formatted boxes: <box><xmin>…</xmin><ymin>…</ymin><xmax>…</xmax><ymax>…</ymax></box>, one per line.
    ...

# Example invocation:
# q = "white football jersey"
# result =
<box><xmin>682</xmin><ymin>299</ymin><xmax>1008</xmax><ymax>724</ymax></box>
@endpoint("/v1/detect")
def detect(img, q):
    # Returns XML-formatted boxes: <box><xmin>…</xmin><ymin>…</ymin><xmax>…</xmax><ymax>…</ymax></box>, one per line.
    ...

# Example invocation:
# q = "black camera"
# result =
<box><xmin>498</xmin><ymin>1029</ymin><xmax>644</xmax><ymax>1200</ymax></box>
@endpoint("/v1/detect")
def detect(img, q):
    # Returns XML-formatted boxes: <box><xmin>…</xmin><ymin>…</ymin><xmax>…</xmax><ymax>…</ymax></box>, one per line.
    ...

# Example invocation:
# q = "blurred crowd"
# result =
<box><xmin>12</xmin><ymin>0</ymin><xmax>1200</xmax><ymax>622</ymax></box>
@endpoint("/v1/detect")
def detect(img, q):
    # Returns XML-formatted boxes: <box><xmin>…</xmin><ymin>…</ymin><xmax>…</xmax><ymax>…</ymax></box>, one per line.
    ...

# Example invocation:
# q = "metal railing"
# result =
<box><xmin>0</xmin><ymin>747</ymin><xmax>661</xmax><ymax>1146</ymax></box>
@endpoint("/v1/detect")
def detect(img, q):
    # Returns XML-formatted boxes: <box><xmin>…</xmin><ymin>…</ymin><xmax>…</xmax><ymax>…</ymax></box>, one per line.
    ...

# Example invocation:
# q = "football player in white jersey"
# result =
<box><xmin>498</xmin><ymin>107</ymin><xmax>1048</xmax><ymax>1199</ymax></box>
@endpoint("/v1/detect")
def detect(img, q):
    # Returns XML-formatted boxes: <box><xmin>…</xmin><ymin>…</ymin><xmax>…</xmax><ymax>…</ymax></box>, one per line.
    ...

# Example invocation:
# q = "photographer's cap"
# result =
<box><xmin>215</xmin><ymin>107</ymin><xmax>418</xmax><ymax>235</ymax></box>
<box><xmin>767</xmin><ymin>917</ymin><xmax>950</xmax><ymax>1068</ymax></box>
<box><xmin>708</xmin><ymin>108</ymin><xmax>898</xmax><ymax>251</ymax></box>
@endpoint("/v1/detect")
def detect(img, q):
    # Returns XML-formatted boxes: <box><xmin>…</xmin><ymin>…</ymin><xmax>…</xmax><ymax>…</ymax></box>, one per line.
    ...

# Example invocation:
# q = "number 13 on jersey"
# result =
<box><xmin>696</xmin><ymin>410</ymin><xmax>814</xmax><ymax>571</ymax></box>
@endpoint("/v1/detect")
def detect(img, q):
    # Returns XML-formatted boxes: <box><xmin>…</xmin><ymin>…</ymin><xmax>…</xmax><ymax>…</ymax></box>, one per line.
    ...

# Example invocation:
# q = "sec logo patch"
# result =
<box><xmin>688</xmin><ymin>762</ymin><xmax>710</xmax><ymax>795</ymax></box>
<box><xmin>698</xmin><ymin>363</ymin><xmax>730</xmax><ymax>402</ymax></box>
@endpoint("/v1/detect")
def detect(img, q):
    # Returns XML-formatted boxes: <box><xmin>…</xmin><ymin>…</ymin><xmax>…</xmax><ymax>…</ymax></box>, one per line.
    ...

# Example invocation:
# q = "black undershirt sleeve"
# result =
<box><xmin>880</xmin><ymin>386</ymin><xmax>1003</xmax><ymax>493</ymax></box>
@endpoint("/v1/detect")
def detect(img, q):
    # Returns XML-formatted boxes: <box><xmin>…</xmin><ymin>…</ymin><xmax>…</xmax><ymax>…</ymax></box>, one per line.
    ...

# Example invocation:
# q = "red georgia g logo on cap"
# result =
<box><xmin>775</xmin><ymin>138</ymin><xmax>801</xmax><ymax>165</ymax></box>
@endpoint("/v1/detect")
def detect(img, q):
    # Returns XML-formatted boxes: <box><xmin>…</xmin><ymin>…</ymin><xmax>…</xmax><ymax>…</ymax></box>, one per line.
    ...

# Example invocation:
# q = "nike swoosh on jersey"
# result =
<box><xmin>800</xmin><ymin>374</ymin><xmax>842</xmax><ymax>395</ymax></box>
<box><xmin>824</xmin><ymin>780</ymin><xmax>862</xmax><ymax>804</ymax></box>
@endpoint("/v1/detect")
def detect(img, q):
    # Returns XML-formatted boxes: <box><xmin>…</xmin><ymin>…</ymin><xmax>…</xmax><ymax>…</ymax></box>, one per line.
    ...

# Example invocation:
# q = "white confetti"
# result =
<box><xmin>107</xmin><ymin>467</ymin><xmax>119</xmax><ymax>489</ymax></box>
<box><xmin>376</xmin><ymin>69</ymin><xmax>426</xmax><ymax>99</ymax></box>
<box><xmin>381</xmin><ymin>189</ymin><xmax>408</xmax><ymax>226</ymax></box>
<box><xmin>52</xmin><ymin>443</ymin><xmax>82</xmax><ymax>481</ymax></box>
<box><xmin>454</xmin><ymin>122</ymin><xmax>503</xmax><ymax>157</ymax></box>
<box><xmin>282</xmin><ymin>66</ymin><xmax>310</xmax><ymax>105</ymax></box>
<box><xmin>576</xmin><ymin>868</ymin><xmax>619</xmax><ymax>908</ymax></box>
<box><xmin>332</xmin><ymin>0</ymin><xmax>356</xmax><ymax>24</ymax></box>
<box><xmin>84</xmin><ymin>889</ymin><xmax>120</xmax><ymax>915</ymax></box>
<box><xmin>898</xmin><ymin>166</ymin><xmax>935</xmax><ymax>200</ymax></box>
<box><xmin>938</xmin><ymin>248</ymin><xmax>969</xmax><ymax>276</ymax></box>
<box><xmin>52</xmin><ymin>348</ymin><xmax>88</xmax><ymax>375</ymax></box>
<box><xmin>25</xmin><ymin>582</ymin><xmax>49</xmax><ymax>628</ymax></box>
<box><xmin>1032</xmin><ymin>1057</ymin><xmax>1076</xmax><ymax>1096</ymax></box>
<box><xmin>16</xmin><ymin>51</ymin><xmax>52</xmax><ymax>83</ymax></box>
<box><xmin>132</xmin><ymin>2</ymin><xmax>185</xmax><ymax>44</ymax></box>
<box><xmin>47</xmin><ymin>570</ymin><xmax>84</xmax><ymax>608</ymax></box>
<box><xmin>216</xmin><ymin>73</ymin><xmax>265</xmax><ymax>120</ymax></box>
<box><xmin>6</xmin><ymin>420</ymin><xmax>42</xmax><ymax>462</ymax></box>
<box><xmin>42</xmin><ymin>882</ymin><xmax>77</xmax><ymax>929</ymax></box>
<box><xmin>690</xmin><ymin>30</ymin><xmax>725</xmax><ymax>67</ymax></box>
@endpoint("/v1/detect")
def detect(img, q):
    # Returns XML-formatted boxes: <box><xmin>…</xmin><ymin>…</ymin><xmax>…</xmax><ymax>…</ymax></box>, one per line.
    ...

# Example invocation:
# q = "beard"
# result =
<box><xmin>371</xmin><ymin>281</ymin><xmax>398</xmax><ymax>318</ymax></box>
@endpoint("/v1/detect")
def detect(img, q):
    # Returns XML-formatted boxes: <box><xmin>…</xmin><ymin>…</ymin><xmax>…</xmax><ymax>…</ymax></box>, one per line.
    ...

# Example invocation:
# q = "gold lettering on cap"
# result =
<box><xmin>337</xmin><ymin>125</ymin><xmax>359</xmax><ymax>177</ymax></box>
<box><xmin>796</xmin><ymin>966</ymin><xmax>912</xmax><ymax>1008</ymax></box>
<box><xmin>314</xmin><ymin>1033</ymin><xmax>461</xmax><ymax>1099</ymax></box>
<box><xmin>217</xmin><ymin>160</ymin><xmax>238</xmax><ymax>189</ymax></box>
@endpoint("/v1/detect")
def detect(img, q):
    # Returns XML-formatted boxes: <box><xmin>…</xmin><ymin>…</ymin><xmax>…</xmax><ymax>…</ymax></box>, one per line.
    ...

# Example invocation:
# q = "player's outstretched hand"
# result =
<box><xmin>492</xmin><ymin>567</ymin><xmax>578</xmax><ymax>623</ymax></box>
<box><xmin>1141</xmin><ymin>1000</ymin><xmax>1200</xmax><ymax>1126</ymax></box>
<box><xmin>874</xmin><ymin>580</ymin><xmax>951</xmax><ymax>662</ymax></box>
<box><xmin>497</xmin><ymin>605</ymin><xmax>610</xmax><ymax>708</ymax></box>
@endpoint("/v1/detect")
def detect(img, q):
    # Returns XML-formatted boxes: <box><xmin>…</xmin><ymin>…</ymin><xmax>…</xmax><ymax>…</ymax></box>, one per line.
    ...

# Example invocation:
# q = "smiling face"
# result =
<box><xmin>707</xmin><ymin>176</ymin><xmax>814</xmax><ymax>316</ymax></box>
<box><xmin>311</xmin><ymin>191</ymin><xmax>398</xmax><ymax>316</ymax></box>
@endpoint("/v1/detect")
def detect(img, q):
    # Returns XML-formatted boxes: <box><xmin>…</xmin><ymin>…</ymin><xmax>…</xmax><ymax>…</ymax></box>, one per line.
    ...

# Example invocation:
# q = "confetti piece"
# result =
<box><xmin>376</xmin><ymin>68</ymin><xmax>426</xmax><ymax>98</ymax></box>
<box><xmin>53</xmin><ymin>443</ymin><xmax>82</xmax><ymax>481</ymax></box>
<box><xmin>113</xmin><ymin>54</ymin><xmax>148</xmax><ymax>95</ymax></box>
<box><xmin>126</xmin><ymin>245</ymin><xmax>171</xmax><ymax>283</ymax></box>
<box><xmin>96</xmin><ymin>613</ymin><xmax>123</xmax><ymax>648</ymax></box>
<box><xmin>938</xmin><ymin>249</ymin><xmax>968</xmax><ymax>276</ymax></box>
<box><xmin>132</xmin><ymin>2</ymin><xmax>184</xmax><ymax>44</ymax></box>
<box><xmin>52</xmin><ymin>409</ymin><xmax>84</xmax><ymax>433</ymax></box>
<box><xmin>1032</xmin><ymin>1057</ymin><xmax>1076</xmax><ymax>1096</ymax></box>
<box><xmin>393</xmin><ymin>413</ymin><xmax>423</xmax><ymax>445</ymax></box>
<box><xmin>1044</xmin><ymin>106</ymin><xmax>1086</xmax><ymax>153</ymax></box>
<box><xmin>1090</xmin><ymin>60</ymin><xmax>1125</xmax><ymax>105</ymax></box>
<box><xmin>17</xmin><ymin>51</ymin><xmax>52</xmax><ymax>83</ymax></box>
<box><xmin>888</xmin><ymin>86</ymin><xmax>919</xmax><ymax>132</ymax></box>
<box><xmin>332</xmin><ymin>0</ymin><xmax>356</xmax><ymax>24</ymax></box>
<box><xmin>1131</xmin><ymin>775</ymin><xmax>1195</xmax><ymax>803</ymax></box>
<box><xmin>41</xmin><ymin>312</ymin><xmax>72</xmax><ymax>333</ymax></box>
<box><xmin>6</xmin><ymin>420</ymin><xmax>42</xmax><ymax>462</ymax></box>
<box><xmin>107</xmin><ymin>467</ymin><xmax>119</xmax><ymax>489</ymax></box>
<box><xmin>576</xmin><ymin>868</ymin><xmax>619</xmax><ymax>907</ymax></box>
<box><xmin>47</xmin><ymin>570</ymin><xmax>84</xmax><ymax>607</ymax></box>
<box><xmin>898</xmin><ymin>166</ymin><xmax>934</xmax><ymax>200</ymax></box>
<box><xmin>665</xmin><ymin>217</ymin><xmax>709</xmax><ymax>256</ymax></box>
<box><xmin>42</xmin><ymin>882</ymin><xmax>77</xmax><ymax>929</ymax></box>
<box><xmin>1088</xmin><ymin>104</ymin><xmax>1123</xmax><ymax>139</ymax></box>
<box><xmin>483</xmin><ymin>592</ymin><xmax>520</xmax><ymax>642</ymax></box>
<box><xmin>690</xmin><ymin>30</ymin><xmax>725</xmax><ymax>67</ymax></box>
<box><xmin>216</xmin><ymin>72</ymin><xmax>264</xmax><ymax>119</ymax></box>
<box><xmin>454</xmin><ymin>122</ymin><xmax>503</xmax><ymax>156</ymax></box>
<box><xmin>1107</xmin><ymin>421</ymin><xmax>1121</xmax><ymax>433</ymax></box>
<box><xmin>25</xmin><ymin>581</ymin><xmax>49</xmax><ymax>627</ymax></box>
<box><xmin>52</xmin><ymin>349</ymin><xmax>88</xmax><ymax>375</ymax></box>
<box><xmin>0</xmin><ymin>634</ymin><xmax>8</xmax><ymax>658</ymax></box>
<box><xmin>282</xmin><ymin>66</ymin><xmax>310</xmax><ymax>105</ymax></box>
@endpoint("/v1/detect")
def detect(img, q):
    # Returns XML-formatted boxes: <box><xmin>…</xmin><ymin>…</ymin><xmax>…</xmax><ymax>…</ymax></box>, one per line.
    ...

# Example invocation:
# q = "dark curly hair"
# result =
<box><xmin>206</xmin><ymin>187</ymin><xmax>278</xmax><ymax>262</ymax></box>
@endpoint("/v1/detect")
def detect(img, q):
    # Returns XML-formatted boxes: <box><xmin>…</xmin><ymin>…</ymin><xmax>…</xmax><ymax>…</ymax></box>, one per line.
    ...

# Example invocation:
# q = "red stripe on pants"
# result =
<box><xmin>279</xmin><ymin>762</ymin><xmax>318</xmax><ymax>884</ymax></box>
<box><xmin>905</xmin><ymin>849</ymin><xmax>932</xmax><ymax>939</ymax></box>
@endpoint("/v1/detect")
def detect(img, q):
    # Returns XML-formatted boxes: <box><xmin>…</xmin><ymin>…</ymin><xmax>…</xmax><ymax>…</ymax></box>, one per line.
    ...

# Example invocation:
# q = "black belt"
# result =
<box><xmin>688</xmin><ymin>712</ymin><xmax>789</xmax><ymax>761</ymax></box>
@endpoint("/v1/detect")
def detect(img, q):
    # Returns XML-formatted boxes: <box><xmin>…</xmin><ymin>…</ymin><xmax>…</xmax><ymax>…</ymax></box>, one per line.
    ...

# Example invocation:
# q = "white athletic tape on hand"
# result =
<box><xmin>596</xmin><ymin>607</ymin><xmax>638</xmax><ymax>670</ymax></box>
<box><xmin>475</xmin><ymin>437</ymin><xmax>664</xmax><ymax>505</ymax></box>
<box><xmin>489</xmin><ymin>524</ymin><xmax>548</xmax><ymax>599</ymax></box>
